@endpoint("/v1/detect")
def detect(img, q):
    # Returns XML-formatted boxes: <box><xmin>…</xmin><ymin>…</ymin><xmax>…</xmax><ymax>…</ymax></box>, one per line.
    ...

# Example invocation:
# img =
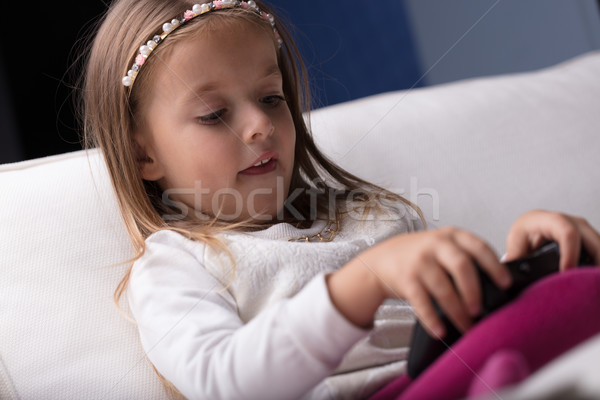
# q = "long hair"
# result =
<box><xmin>81</xmin><ymin>0</ymin><xmax>424</xmax><ymax>397</ymax></box>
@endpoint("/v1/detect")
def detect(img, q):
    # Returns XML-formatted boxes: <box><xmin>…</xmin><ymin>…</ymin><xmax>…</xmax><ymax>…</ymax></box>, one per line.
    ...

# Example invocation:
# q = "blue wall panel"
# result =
<box><xmin>268</xmin><ymin>1</ymin><xmax>423</xmax><ymax>107</ymax></box>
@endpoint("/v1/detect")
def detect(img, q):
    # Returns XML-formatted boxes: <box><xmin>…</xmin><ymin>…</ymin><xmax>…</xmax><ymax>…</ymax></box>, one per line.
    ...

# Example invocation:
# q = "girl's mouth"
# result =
<box><xmin>239</xmin><ymin>156</ymin><xmax>278</xmax><ymax>175</ymax></box>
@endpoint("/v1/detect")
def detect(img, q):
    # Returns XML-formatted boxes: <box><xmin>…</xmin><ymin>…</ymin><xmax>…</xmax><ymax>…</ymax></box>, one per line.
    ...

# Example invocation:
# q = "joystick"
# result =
<box><xmin>407</xmin><ymin>242</ymin><xmax>593</xmax><ymax>378</ymax></box>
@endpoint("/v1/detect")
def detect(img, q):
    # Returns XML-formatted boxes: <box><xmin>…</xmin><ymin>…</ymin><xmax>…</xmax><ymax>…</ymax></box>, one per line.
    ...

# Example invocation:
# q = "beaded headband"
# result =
<box><xmin>122</xmin><ymin>0</ymin><xmax>281</xmax><ymax>88</ymax></box>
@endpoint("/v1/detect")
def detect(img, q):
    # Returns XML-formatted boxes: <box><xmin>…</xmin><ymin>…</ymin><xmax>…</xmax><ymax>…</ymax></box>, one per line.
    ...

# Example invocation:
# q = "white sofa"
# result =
<box><xmin>1</xmin><ymin>51</ymin><xmax>599</xmax><ymax>399</ymax></box>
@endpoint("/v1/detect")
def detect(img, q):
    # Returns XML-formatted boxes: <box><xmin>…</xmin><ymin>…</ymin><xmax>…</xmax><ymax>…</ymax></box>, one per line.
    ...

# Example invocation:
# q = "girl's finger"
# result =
<box><xmin>542</xmin><ymin>213</ymin><xmax>581</xmax><ymax>270</ymax></box>
<box><xmin>507</xmin><ymin>211</ymin><xmax>581</xmax><ymax>270</ymax></box>
<box><xmin>574</xmin><ymin>217</ymin><xmax>600</xmax><ymax>266</ymax></box>
<box><xmin>405</xmin><ymin>279</ymin><xmax>446</xmax><ymax>339</ymax></box>
<box><xmin>420</xmin><ymin>265</ymin><xmax>472</xmax><ymax>334</ymax></box>
<box><xmin>505</xmin><ymin>226</ymin><xmax>535</xmax><ymax>263</ymax></box>
<box><xmin>453</xmin><ymin>229</ymin><xmax>511</xmax><ymax>291</ymax></box>
<box><xmin>433</xmin><ymin>239</ymin><xmax>482</xmax><ymax>317</ymax></box>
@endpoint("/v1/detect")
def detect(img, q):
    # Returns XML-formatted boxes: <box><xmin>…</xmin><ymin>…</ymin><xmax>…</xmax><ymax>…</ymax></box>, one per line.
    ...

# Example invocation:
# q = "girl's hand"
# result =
<box><xmin>327</xmin><ymin>227</ymin><xmax>511</xmax><ymax>339</ymax></box>
<box><xmin>505</xmin><ymin>210</ymin><xmax>600</xmax><ymax>271</ymax></box>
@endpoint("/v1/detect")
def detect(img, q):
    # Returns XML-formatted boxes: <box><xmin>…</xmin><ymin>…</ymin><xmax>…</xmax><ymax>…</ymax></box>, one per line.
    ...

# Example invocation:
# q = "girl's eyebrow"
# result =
<box><xmin>261</xmin><ymin>64</ymin><xmax>282</xmax><ymax>80</ymax></box>
<box><xmin>179</xmin><ymin>65</ymin><xmax>282</xmax><ymax>106</ymax></box>
<box><xmin>179</xmin><ymin>84</ymin><xmax>219</xmax><ymax>106</ymax></box>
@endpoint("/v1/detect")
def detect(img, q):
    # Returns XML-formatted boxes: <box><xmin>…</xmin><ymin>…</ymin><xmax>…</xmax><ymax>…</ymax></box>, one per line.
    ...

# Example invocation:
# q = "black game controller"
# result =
<box><xmin>407</xmin><ymin>242</ymin><xmax>594</xmax><ymax>379</ymax></box>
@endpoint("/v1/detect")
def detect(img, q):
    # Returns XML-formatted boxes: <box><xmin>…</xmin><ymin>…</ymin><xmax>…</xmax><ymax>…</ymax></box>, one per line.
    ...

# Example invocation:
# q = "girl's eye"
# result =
<box><xmin>198</xmin><ymin>109</ymin><xmax>226</xmax><ymax>125</ymax></box>
<box><xmin>260</xmin><ymin>95</ymin><xmax>286</xmax><ymax>106</ymax></box>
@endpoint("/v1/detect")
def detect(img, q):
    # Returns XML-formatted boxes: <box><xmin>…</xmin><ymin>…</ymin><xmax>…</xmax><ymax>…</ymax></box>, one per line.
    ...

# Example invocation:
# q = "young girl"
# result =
<box><xmin>82</xmin><ymin>0</ymin><xmax>600</xmax><ymax>398</ymax></box>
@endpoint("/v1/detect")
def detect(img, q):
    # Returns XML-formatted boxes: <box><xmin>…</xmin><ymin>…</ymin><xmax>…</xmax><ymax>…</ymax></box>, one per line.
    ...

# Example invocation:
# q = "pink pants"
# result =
<box><xmin>371</xmin><ymin>267</ymin><xmax>600</xmax><ymax>400</ymax></box>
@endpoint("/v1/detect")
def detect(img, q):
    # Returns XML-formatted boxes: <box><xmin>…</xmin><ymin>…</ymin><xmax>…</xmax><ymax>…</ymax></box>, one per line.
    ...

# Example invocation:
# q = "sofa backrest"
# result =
<box><xmin>311</xmin><ymin>51</ymin><xmax>600</xmax><ymax>250</ymax></box>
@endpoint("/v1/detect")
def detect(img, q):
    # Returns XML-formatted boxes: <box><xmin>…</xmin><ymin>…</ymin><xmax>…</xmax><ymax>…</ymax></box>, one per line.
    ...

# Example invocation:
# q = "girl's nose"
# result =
<box><xmin>241</xmin><ymin>105</ymin><xmax>274</xmax><ymax>143</ymax></box>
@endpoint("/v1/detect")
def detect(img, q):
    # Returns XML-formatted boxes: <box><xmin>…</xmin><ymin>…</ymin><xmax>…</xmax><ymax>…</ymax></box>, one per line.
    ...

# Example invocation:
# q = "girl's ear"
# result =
<box><xmin>133</xmin><ymin>134</ymin><xmax>164</xmax><ymax>181</ymax></box>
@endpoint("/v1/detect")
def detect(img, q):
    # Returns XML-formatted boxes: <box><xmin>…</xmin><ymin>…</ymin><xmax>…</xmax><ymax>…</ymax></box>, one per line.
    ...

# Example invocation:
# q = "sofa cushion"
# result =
<box><xmin>0</xmin><ymin>151</ymin><xmax>166</xmax><ymax>399</ymax></box>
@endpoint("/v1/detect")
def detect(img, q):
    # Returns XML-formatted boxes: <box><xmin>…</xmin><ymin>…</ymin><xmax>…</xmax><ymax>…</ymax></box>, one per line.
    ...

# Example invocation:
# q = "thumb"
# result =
<box><xmin>505</xmin><ymin>229</ymin><xmax>535</xmax><ymax>262</ymax></box>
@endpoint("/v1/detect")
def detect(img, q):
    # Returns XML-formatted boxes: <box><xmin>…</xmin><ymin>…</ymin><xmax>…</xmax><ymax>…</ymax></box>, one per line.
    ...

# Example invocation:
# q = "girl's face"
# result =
<box><xmin>135</xmin><ymin>21</ymin><xmax>296</xmax><ymax>222</ymax></box>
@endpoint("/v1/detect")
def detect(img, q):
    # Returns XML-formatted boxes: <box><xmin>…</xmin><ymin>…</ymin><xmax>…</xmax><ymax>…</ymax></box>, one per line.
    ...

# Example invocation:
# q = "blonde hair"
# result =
<box><xmin>81</xmin><ymin>0</ymin><xmax>423</xmax><ymax>397</ymax></box>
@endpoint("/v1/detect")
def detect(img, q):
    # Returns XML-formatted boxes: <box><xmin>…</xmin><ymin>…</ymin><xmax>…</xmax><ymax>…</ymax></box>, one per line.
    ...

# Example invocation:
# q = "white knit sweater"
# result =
<box><xmin>128</xmin><ymin>204</ymin><xmax>422</xmax><ymax>399</ymax></box>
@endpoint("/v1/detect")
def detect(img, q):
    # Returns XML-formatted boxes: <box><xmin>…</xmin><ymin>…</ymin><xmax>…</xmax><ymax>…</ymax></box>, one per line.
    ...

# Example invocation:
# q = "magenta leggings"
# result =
<box><xmin>371</xmin><ymin>267</ymin><xmax>600</xmax><ymax>400</ymax></box>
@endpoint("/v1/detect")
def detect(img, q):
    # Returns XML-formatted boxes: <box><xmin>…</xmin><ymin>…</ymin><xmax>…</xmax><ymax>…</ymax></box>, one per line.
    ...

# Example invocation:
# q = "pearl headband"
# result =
<box><xmin>122</xmin><ymin>0</ymin><xmax>281</xmax><ymax>88</ymax></box>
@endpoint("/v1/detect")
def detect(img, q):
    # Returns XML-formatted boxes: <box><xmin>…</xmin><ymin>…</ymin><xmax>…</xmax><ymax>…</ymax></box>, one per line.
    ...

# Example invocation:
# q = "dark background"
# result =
<box><xmin>1</xmin><ymin>1</ymin><xmax>599</xmax><ymax>164</ymax></box>
<box><xmin>0</xmin><ymin>1</ymin><xmax>420</xmax><ymax>164</ymax></box>
<box><xmin>0</xmin><ymin>2</ymin><xmax>107</xmax><ymax>163</ymax></box>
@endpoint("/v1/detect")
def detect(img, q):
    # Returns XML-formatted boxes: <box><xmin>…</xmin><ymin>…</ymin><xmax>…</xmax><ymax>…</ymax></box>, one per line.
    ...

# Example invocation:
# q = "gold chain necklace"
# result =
<box><xmin>288</xmin><ymin>218</ymin><xmax>340</xmax><ymax>243</ymax></box>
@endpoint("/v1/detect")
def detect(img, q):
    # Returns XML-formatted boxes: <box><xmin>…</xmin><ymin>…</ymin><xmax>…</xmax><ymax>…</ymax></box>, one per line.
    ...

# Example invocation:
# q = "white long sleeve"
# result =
<box><xmin>129</xmin><ymin>230</ymin><xmax>368</xmax><ymax>399</ymax></box>
<box><xmin>128</xmin><ymin>208</ymin><xmax>420</xmax><ymax>399</ymax></box>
